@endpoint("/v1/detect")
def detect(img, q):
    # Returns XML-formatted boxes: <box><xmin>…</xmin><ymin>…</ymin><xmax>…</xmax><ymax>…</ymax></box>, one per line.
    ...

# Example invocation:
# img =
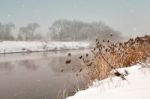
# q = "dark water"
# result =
<box><xmin>0</xmin><ymin>50</ymin><xmax>88</xmax><ymax>99</ymax></box>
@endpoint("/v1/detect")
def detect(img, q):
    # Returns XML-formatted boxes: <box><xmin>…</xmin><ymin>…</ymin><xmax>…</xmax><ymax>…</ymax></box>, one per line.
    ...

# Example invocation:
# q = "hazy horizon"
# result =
<box><xmin>0</xmin><ymin>0</ymin><xmax>150</xmax><ymax>37</ymax></box>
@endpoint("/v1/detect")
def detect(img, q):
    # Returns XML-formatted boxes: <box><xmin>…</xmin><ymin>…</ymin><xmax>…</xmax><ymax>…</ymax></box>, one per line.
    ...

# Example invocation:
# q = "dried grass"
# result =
<box><xmin>81</xmin><ymin>35</ymin><xmax>150</xmax><ymax>83</ymax></box>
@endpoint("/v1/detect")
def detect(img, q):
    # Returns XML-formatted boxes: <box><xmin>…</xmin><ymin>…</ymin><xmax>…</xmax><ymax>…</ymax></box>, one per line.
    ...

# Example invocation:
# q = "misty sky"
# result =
<box><xmin>0</xmin><ymin>0</ymin><xmax>150</xmax><ymax>37</ymax></box>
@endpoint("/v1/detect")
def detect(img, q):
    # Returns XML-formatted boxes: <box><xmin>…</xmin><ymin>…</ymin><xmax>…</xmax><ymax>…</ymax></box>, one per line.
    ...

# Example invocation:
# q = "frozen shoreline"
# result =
<box><xmin>67</xmin><ymin>64</ymin><xmax>150</xmax><ymax>99</ymax></box>
<box><xmin>0</xmin><ymin>41</ymin><xmax>90</xmax><ymax>54</ymax></box>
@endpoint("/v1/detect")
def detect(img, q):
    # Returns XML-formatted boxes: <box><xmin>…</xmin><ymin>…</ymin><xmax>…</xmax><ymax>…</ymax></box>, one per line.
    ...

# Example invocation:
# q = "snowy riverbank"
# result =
<box><xmin>0</xmin><ymin>41</ymin><xmax>90</xmax><ymax>54</ymax></box>
<box><xmin>67</xmin><ymin>64</ymin><xmax>150</xmax><ymax>99</ymax></box>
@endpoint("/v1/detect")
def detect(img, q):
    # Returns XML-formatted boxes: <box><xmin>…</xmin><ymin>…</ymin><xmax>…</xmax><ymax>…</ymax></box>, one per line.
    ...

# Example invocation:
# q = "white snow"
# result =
<box><xmin>0</xmin><ymin>41</ymin><xmax>90</xmax><ymax>54</ymax></box>
<box><xmin>67</xmin><ymin>64</ymin><xmax>150</xmax><ymax>99</ymax></box>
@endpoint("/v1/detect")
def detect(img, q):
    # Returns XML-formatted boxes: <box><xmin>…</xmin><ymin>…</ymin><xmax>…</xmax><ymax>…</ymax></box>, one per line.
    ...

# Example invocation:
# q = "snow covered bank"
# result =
<box><xmin>67</xmin><ymin>64</ymin><xmax>150</xmax><ymax>99</ymax></box>
<box><xmin>0</xmin><ymin>41</ymin><xmax>90</xmax><ymax>54</ymax></box>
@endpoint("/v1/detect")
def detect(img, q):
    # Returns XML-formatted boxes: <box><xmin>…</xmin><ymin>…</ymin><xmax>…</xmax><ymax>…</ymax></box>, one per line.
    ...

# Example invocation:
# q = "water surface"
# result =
<box><xmin>0</xmin><ymin>50</ymin><xmax>88</xmax><ymax>99</ymax></box>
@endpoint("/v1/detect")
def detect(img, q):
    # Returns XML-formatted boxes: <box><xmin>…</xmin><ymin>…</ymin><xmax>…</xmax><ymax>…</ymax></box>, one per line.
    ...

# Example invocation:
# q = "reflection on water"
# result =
<box><xmin>0</xmin><ymin>62</ymin><xmax>14</xmax><ymax>72</ymax></box>
<box><xmin>19</xmin><ymin>60</ymin><xmax>39</xmax><ymax>71</ymax></box>
<box><xmin>0</xmin><ymin>50</ymin><xmax>88</xmax><ymax>99</ymax></box>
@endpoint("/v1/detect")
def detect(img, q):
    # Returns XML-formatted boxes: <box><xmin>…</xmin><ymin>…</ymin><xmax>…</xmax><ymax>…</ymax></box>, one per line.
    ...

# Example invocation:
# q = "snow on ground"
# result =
<box><xmin>67</xmin><ymin>64</ymin><xmax>150</xmax><ymax>99</ymax></box>
<box><xmin>0</xmin><ymin>41</ymin><xmax>90</xmax><ymax>54</ymax></box>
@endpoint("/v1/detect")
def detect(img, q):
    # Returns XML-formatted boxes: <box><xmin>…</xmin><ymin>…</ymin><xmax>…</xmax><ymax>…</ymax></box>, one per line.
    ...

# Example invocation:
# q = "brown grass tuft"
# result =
<box><xmin>81</xmin><ymin>35</ymin><xmax>150</xmax><ymax>83</ymax></box>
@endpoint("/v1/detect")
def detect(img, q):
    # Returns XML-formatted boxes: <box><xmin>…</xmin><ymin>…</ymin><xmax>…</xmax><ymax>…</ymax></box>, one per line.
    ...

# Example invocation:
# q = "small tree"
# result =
<box><xmin>0</xmin><ymin>22</ymin><xmax>15</xmax><ymax>40</ymax></box>
<box><xmin>18</xmin><ymin>23</ymin><xmax>40</xmax><ymax>41</ymax></box>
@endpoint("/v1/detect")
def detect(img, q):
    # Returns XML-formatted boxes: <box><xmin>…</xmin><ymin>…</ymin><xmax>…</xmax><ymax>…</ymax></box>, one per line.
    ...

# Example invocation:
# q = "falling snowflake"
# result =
<box><xmin>129</xmin><ymin>9</ymin><xmax>135</xmax><ymax>13</ymax></box>
<box><xmin>21</xmin><ymin>5</ymin><xmax>25</xmax><ymax>8</ymax></box>
<box><xmin>133</xmin><ymin>27</ymin><xmax>137</xmax><ymax>31</ymax></box>
<box><xmin>7</xmin><ymin>14</ymin><xmax>11</xmax><ymax>18</ymax></box>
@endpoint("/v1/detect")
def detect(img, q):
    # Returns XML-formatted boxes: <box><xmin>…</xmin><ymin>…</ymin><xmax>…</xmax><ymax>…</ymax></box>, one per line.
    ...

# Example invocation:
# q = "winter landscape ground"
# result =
<box><xmin>1</xmin><ymin>1</ymin><xmax>150</xmax><ymax>99</ymax></box>
<box><xmin>66</xmin><ymin>35</ymin><xmax>150</xmax><ymax>99</ymax></box>
<box><xmin>0</xmin><ymin>35</ymin><xmax>150</xmax><ymax>99</ymax></box>
<box><xmin>1</xmin><ymin>35</ymin><xmax>150</xmax><ymax>99</ymax></box>
<box><xmin>0</xmin><ymin>41</ymin><xmax>90</xmax><ymax>54</ymax></box>
<box><xmin>67</xmin><ymin>64</ymin><xmax>150</xmax><ymax>99</ymax></box>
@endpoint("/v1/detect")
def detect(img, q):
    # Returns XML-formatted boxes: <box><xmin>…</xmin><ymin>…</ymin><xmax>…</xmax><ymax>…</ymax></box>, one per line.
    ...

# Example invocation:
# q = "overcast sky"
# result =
<box><xmin>0</xmin><ymin>0</ymin><xmax>150</xmax><ymax>37</ymax></box>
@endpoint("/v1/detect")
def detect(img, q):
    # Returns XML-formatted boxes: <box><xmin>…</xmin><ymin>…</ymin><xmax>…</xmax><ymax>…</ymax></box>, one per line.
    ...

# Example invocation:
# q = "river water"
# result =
<box><xmin>0</xmin><ymin>50</ymin><xmax>88</xmax><ymax>99</ymax></box>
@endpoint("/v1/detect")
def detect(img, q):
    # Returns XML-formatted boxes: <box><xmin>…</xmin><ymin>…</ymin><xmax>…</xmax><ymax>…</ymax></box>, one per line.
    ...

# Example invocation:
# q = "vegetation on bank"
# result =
<box><xmin>61</xmin><ymin>34</ymin><xmax>150</xmax><ymax>99</ymax></box>
<box><xmin>82</xmin><ymin>35</ymin><xmax>150</xmax><ymax>83</ymax></box>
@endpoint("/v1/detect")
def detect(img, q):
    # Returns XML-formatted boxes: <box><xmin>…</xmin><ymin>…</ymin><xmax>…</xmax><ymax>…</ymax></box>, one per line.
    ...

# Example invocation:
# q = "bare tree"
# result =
<box><xmin>18</xmin><ymin>23</ymin><xmax>40</xmax><ymax>40</ymax></box>
<box><xmin>47</xmin><ymin>19</ymin><xmax>121</xmax><ymax>41</ymax></box>
<box><xmin>18</xmin><ymin>27</ymin><xmax>28</xmax><ymax>40</ymax></box>
<box><xmin>0</xmin><ymin>22</ymin><xmax>15</xmax><ymax>40</ymax></box>
<box><xmin>27</xmin><ymin>23</ymin><xmax>40</xmax><ymax>38</ymax></box>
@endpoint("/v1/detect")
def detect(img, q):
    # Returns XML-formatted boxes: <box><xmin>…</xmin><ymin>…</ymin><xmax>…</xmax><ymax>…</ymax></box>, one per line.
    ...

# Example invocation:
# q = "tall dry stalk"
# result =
<box><xmin>81</xmin><ymin>35</ymin><xmax>150</xmax><ymax>83</ymax></box>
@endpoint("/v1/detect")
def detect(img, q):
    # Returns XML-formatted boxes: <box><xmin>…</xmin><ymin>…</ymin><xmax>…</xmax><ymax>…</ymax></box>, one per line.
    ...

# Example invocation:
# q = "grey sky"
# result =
<box><xmin>0</xmin><ymin>0</ymin><xmax>150</xmax><ymax>37</ymax></box>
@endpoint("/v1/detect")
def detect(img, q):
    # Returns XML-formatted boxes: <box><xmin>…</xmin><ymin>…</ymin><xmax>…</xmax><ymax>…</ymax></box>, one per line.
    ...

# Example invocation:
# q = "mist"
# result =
<box><xmin>0</xmin><ymin>22</ymin><xmax>15</xmax><ymax>40</ymax></box>
<box><xmin>0</xmin><ymin>19</ymin><xmax>123</xmax><ymax>41</ymax></box>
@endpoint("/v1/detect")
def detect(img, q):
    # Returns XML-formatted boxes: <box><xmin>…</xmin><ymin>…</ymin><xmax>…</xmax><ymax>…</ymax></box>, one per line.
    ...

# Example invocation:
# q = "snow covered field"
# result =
<box><xmin>0</xmin><ymin>41</ymin><xmax>90</xmax><ymax>54</ymax></box>
<box><xmin>67</xmin><ymin>64</ymin><xmax>150</xmax><ymax>99</ymax></box>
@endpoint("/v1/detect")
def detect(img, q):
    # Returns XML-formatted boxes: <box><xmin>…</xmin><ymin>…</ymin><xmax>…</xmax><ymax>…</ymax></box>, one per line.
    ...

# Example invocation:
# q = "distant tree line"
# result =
<box><xmin>17</xmin><ymin>23</ymin><xmax>41</xmax><ymax>40</ymax></box>
<box><xmin>48</xmin><ymin>19</ymin><xmax>121</xmax><ymax>41</ymax></box>
<box><xmin>0</xmin><ymin>19</ymin><xmax>122</xmax><ymax>41</ymax></box>
<box><xmin>0</xmin><ymin>22</ymin><xmax>15</xmax><ymax>40</ymax></box>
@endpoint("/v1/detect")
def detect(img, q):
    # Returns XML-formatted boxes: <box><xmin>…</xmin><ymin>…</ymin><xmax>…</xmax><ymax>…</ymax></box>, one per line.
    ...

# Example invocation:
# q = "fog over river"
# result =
<box><xmin>0</xmin><ymin>50</ymin><xmax>89</xmax><ymax>99</ymax></box>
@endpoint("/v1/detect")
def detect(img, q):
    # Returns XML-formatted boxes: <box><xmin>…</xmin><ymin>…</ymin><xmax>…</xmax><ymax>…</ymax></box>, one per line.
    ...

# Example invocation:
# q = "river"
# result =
<box><xmin>0</xmin><ymin>50</ymin><xmax>89</xmax><ymax>99</ymax></box>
